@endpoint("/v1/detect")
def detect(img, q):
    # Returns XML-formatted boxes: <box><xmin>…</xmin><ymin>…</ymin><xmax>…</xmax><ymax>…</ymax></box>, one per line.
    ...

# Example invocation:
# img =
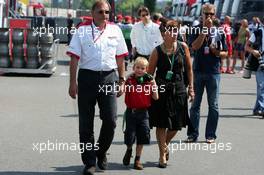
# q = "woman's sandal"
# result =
<box><xmin>158</xmin><ymin>158</ymin><xmax>167</xmax><ymax>168</ymax></box>
<box><xmin>158</xmin><ymin>162</ymin><xmax>167</xmax><ymax>168</ymax></box>
<box><xmin>166</xmin><ymin>149</ymin><xmax>169</xmax><ymax>161</ymax></box>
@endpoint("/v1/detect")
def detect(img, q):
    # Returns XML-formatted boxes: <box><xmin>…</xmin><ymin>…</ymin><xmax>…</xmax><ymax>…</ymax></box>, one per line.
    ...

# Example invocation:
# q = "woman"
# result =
<box><xmin>232</xmin><ymin>19</ymin><xmax>250</xmax><ymax>73</ymax></box>
<box><xmin>148</xmin><ymin>19</ymin><xmax>194</xmax><ymax>168</ymax></box>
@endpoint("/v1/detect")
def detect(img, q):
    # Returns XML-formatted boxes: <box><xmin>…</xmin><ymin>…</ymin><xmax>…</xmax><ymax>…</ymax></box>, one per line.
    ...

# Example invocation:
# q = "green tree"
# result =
<box><xmin>80</xmin><ymin>0</ymin><xmax>96</xmax><ymax>10</ymax></box>
<box><xmin>116</xmin><ymin>0</ymin><xmax>143</xmax><ymax>16</ymax></box>
<box><xmin>79</xmin><ymin>0</ymin><xmax>144</xmax><ymax>16</ymax></box>
<box><xmin>144</xmin><ymin>0</ymin><xmax>156</xmax><ymax>14</ymax></box>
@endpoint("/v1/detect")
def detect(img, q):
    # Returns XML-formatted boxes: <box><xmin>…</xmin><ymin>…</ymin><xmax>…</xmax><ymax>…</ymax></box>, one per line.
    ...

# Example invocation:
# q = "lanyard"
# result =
<box><xmin>167</xmin><ymin>53</ymin><xmax>175</xmax><ymax>71</ymax></box>
<box><xmin>91</xmin><ymin>23</ymin><xmax>105</xmax><ymax>43</ymax></box>
<box><xmin>205</xmin><ymin>35</ymin><xmax>210</xmax><ymax>46</ymax></box>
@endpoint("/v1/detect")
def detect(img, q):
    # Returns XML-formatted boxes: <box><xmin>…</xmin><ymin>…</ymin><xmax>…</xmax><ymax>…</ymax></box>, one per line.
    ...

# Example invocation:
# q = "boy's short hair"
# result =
<box><xmin>134</xmin><ymin>57</ymin><xmax>149</xmax><ymax>67</ymax></box>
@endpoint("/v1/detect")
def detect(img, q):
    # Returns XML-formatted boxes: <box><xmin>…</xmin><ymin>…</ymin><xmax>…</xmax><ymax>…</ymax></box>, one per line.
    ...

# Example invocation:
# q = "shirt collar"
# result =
<box><xmin>141</xmin><ymin>20</ymin><xmax>152</xmax><ymax>28</ymax></box>
<box><xmin>92</xmin><ymin>21</ymin><xmax>107</xmax><ymax>31</ymax></box>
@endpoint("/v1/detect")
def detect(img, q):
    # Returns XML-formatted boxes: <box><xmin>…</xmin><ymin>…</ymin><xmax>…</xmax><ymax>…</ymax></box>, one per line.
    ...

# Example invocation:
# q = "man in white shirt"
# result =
<box><xmin>66</xmin><ymin>1</ymin><xmax>128</xmax><ymax>175</ymax></box>
<box><xmin>130</xmin><ymin>6</ymin><xmax>163</xmax><ymax>60</ymax></box>
<box><xmin>246</xmin><ymin>25</ymin><xmax>264</xmax><ymax>118</ymax></box>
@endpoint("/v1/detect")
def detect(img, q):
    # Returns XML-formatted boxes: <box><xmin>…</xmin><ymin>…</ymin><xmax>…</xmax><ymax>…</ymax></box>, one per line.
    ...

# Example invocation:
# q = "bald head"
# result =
<box><xmin>92</xmin><ymin>0</ymin><xmax>111</xmax><ymax>12</ymax></box>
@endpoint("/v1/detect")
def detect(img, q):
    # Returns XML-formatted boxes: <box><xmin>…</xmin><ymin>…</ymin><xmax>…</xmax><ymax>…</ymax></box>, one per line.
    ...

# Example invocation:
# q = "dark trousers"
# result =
<box><xmin>67</xmin><ymin>33</ymin><xmax>72</xmax><ymax>45</ymax></box>
<box><xmin>78</xmin><ymin>69</ymin><xmax>118</xmax><ymax>166</ymax></box>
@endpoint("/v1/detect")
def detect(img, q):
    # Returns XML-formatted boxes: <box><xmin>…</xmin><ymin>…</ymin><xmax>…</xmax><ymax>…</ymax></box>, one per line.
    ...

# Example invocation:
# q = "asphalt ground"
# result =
<box><xmin>0</xmin><ymin>45</ymin><xmax>263</xmax><ymax>175</ymax></box>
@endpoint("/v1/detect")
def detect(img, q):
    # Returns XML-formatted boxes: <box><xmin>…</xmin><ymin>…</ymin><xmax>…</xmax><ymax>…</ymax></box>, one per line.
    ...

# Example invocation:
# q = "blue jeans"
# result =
<box><xmin>187</xmin><ymin>72</ymin><xmax>220</xmax><ymax>139</ymax></box>
<box><xmin>253</xmin><ymin>68</ymin><xmax>264</xmax><ymax>113</ymax></box>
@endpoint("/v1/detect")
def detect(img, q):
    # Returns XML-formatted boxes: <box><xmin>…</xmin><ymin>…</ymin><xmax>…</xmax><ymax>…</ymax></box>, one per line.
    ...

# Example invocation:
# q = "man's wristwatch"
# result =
<box><xmin>119</xmin><ymin>77</ymin><xmax>126</xmax><ymax>84</ymax></box>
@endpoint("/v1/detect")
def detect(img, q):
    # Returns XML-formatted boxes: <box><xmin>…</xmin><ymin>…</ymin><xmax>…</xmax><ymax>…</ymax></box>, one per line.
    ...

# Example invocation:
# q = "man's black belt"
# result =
<box><xmin>127</xmin><ymin>108</ymin><xmax>148</xmax><ymax>113</ymax></box>
<box><xmin>79</xmin><ymin>69</ymin><xmax>115</xmax><ymax>74</ymax></box>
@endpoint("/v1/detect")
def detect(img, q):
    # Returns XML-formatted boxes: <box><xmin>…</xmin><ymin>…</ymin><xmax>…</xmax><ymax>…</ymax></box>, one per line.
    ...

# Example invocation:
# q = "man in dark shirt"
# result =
<box><xmin>186</xmin><ymin>4</ymin><xmax>228</xmax><ymax>144</ymax></box>
<box><xmin>67</xmin><ymin>13</ymin><xmax>74</xmax><ymax>45</ymax></box>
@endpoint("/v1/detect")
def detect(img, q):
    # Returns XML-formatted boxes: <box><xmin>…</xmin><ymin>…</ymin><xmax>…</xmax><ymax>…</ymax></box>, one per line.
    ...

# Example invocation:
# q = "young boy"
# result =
<box><xmin>123</xmin><ymin>57</ymin><xmax>159</xmax><ymax>170</ymax></box>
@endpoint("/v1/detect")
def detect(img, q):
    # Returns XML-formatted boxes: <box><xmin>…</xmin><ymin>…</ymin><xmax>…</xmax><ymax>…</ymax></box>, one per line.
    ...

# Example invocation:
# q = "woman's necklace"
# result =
<box><xmin>162</xmin><ymin>42</ymin><xmax>176</xmax><ymax>55</ymax></box>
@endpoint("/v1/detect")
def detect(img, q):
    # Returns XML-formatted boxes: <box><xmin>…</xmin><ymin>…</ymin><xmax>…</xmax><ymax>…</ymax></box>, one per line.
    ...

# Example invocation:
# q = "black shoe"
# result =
<box><xmin>123</xmin><ymin>149</ymin><xmax>132</xmax><ymax>166</ymax></box>
<box><xmin>83</xmin><ymin>165</ymin><xmax>96</xmax><ymax>175</ymax></box>
<box><xmin>185</xmin><ymin>136</ymin><xmax>197</xmax><ymax>143</ymax></box>
<box><xmin>97</xmin><ymin>155</ymin><xmax>108</xmax><ymax>170</ymax></box>
<box><xmin>253</xmin><ymin>110</ymin><xmax>264</xmax><ymax>116</ymax></box>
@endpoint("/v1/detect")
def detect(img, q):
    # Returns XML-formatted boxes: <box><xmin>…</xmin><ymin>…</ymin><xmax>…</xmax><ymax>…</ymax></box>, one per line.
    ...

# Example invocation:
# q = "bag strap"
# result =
<box><xmin>176</xmin><ymin>41</ymin><xmax>187</xmax><ymax>72</ymax></box>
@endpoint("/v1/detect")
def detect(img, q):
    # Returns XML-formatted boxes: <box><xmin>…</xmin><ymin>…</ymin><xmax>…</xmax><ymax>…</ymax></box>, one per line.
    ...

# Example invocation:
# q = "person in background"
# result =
<box><xmin>152</xmin><ymin>13</ymin><xmax>162</xmax><ymax>25</ymax></box>
<box><xmin>246</xmin><ymin>23</ymin><xmax>264</xmax><ymax>118</ymax></box>
<box><xmin>67</xmin><ymin>13</ymin><xmax>74</xmax><ymax>45</ymax></box>
<box><xmin>221</xmin><ymin>16</ymin><xmax>234</xmax><ymax>74</ymax></box>
<box><xmin>121</xmin><ymin>16</ymin><xmax>134</xmax><ymax>69</ymax></box>
<box><xmin>130</xmin><ymin>6</ymin><xmax>163</xmax><ymax>60</ymax></box>
<box><xmin>116</xmin><ymin>14</ymin><xmax>123</xmax><ymax>28</ymax></box>
<box><xmin>249</xmin><ymin>17</ymin><xmax>261</xmax><ymax>34</ymax></box>
<box><xmin>122</xmin><ymin>57</ymin><xmax>158</xmax><ymax>170</ymax></box>
<box><xmin>132</xmin><ymin>16</ymin><xmax>139</xmax><ymax>24</ymax></box>
<box><xmin>232</xmin><ymin>19</ymin><xmax>250</xmax><ymax>73</ymax></box>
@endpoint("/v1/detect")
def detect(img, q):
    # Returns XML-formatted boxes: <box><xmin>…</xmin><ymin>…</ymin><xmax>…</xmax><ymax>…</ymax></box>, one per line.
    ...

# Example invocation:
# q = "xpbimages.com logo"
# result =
<box><xmin>32</xmin><ymin>140</ymin><xmax>99</xmax><ymax>154</ymax></box>
<box><xmin>167</xmin><ymin>141</ymin><xmax>232</xmax><ymax>154</ymax></box>
<box><xmin>98</xmin><ymin>82</ymin><xmax>166</xmax><ymax>95</ymax></box>
<box><xmin>164</xmin><ymin>25</ymin><xmax>229</xmax><ymax>37</ymax></box>
<box><xmin>32</xmin><ymin>24</ymin><xmax>100</xmax><ymax>37</ymax></box>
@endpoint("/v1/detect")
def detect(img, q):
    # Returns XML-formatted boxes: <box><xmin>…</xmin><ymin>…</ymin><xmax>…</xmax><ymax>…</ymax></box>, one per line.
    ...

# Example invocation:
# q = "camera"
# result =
<box><xmin>243</xmin><ymin>51</ymin><xmax>264</xmax><ymax>79</ymax></box>
<box><xmin>258</xmin><ymin>51</ymin><xmax>264</xmax><ymax>70</ymax></box>
<box><xmin>136</xmin><ymin>73</ymin><xmax>153</xmax><ymax>84</ymax></box>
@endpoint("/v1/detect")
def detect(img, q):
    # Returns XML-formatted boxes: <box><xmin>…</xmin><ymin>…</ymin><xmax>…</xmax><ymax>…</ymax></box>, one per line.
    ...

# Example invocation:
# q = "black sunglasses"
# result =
<box><xmin>141</xmin><ymin>13</ymin><xmax>149</xmax><ymax>17</ymax></box>
<box><xmin>98</xmin><ymin>10</ymin><xmax>110</xmax><ymax>14</ymax></box>
<box><xmin>203</xmin><ymin>12</ymin><xmax>215</xmax><ymax>16</ymax></box>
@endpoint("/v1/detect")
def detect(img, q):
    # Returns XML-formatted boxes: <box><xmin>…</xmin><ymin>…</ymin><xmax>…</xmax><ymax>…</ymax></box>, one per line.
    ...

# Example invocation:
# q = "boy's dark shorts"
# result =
<box><xmin>124</xmin><ymin>108</ymin><xmax>150</xmax><ymax>145</ymax></box>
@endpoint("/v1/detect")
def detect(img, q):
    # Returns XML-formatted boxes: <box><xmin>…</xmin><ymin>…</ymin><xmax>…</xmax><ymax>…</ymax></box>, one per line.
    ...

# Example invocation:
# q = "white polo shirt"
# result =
<box><xmin>66</xmin><ymin>21</ymin><xmax>128</xmax><ymax>71</ymax></box>
<box><xmin>130</xmin><ymin>21</ymin><xmax>163</xmax><ymax>56</ymax></box>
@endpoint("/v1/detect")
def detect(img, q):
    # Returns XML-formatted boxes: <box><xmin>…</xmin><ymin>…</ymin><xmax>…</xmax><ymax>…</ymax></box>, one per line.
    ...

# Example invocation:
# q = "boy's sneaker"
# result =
<box><xmin>123</xmin><ymin>149</ymin><xmax>132</xmax><ymax>166</ymax></box>
<box><xmin>134</xmin><ymin>160</ymin><xmax>144</xmax><ymax>170</ymax></box>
